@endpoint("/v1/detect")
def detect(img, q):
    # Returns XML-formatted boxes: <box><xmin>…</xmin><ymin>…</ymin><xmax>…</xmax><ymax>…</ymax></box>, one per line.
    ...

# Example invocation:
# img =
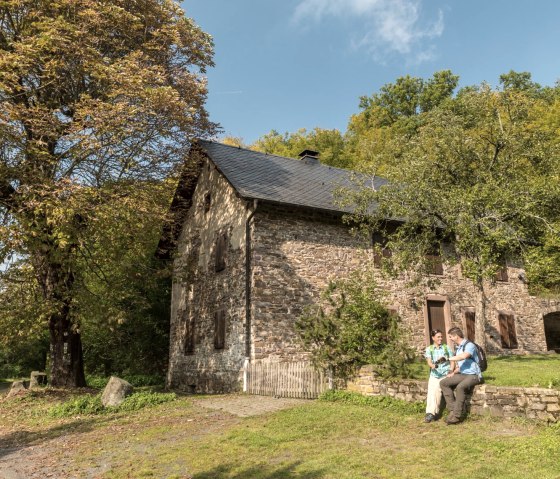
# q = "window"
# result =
<box><xmin>498</xmin><ymin>313</ymin><xmax>518</xmax><ymax>349</ymax></box>
<box><xmin>426</xmin><ymin>254</ymin><xmax>444</xmax><ymax>275</ymax></box>
<box><xmin>372</xmin><ymin>232</ymin><xmax>391</xmax><ymax>267</ymax></box>
<box><xmin>215</xmin><ymin>232</ymin><xmax>227</xmax><ymax>272</ymax></box>
<box><xmin>214</xmin><ymin>309</ymin><xmax>226</xmax><ymax>350</ymax></box>
<box><xmin>203</xmin><ymin>192</ymin><xmax>211</xmax><ymax>213</ymax></box>
<box><xmin>464</xmin><ymin>311</ymin><xmax>476</xmax><ymax>342</ymax></box>
<box><xmin>183</xmin><ymin>313</ymin><xmax>196</xmax><ymax>355</ymax></box>
<box><xmin>495</xmin><ymin>264</ymin><xmax>508</xmax><ymax>282</ymax></box>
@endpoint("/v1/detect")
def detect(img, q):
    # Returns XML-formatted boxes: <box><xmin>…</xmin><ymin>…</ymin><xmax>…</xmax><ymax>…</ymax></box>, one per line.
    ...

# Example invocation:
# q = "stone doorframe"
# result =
<box><xmin>422</xmin><ymin>294</ymin><xmax>452</xmax><ymax>346</ymax></box>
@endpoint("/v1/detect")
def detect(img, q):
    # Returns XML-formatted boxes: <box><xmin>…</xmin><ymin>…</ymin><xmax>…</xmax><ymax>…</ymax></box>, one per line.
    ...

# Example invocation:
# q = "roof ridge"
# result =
<box><xmin>195</xmin><ymin>138</ymin><xmax>354</xmax><ymax>174</ymax></box>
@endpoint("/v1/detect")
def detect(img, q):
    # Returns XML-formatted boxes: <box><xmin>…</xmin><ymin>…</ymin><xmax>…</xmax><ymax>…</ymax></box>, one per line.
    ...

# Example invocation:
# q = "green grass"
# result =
<box><xmin>2</xmin><ymin>389</ymin><xmax>560</xmax><ymax>478</ymax></box>
<box><xmin>409</xmin><ymin>354</ymin><xmax>560</xmax><ymax>389</ymax></box>
<box><xmin>89</xmin><ymin>394</ymin><xmax>560</xmax><ymax>479</ymax></box>
<box><xmin>48</xmin><ymin>390</ymin><xmax>176</xmax><ymax>417</ymax></box>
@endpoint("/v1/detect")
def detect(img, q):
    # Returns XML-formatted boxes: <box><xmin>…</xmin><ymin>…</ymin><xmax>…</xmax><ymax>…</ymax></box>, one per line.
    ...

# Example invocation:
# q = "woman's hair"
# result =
<box><xmin>430</xmin><ymin>329</ymin><xmax>442</xmax><ymax>337</ymax></box>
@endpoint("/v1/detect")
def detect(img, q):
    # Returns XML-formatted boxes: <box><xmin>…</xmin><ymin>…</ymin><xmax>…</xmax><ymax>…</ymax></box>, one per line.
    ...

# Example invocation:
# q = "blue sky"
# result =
<box><xmin>182</xmin><ymin>0</ymin><xmax>560</xmax><ymax>144</ymax></box>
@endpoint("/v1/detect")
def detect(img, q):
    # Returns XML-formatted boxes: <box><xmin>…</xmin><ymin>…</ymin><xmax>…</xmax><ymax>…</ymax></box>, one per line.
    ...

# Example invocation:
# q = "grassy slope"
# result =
<box><xmin>2</xmin><ymin>390</ymin><xmax>560</xmax><ymax>479</ymax></box>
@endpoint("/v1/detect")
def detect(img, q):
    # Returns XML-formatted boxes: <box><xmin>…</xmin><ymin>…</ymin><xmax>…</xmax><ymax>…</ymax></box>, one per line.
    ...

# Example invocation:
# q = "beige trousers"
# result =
<box><xmin>425</xmin><ymin>375</ymin><xmax>444</xmax><ymax>415</ymax></box>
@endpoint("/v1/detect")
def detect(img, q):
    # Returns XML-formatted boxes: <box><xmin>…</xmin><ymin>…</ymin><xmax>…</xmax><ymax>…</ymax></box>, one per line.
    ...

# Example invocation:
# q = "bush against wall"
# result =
<box><xmin>296</xmin><ymin>270</ymin><xmax>415</xmax><ymax>380</ymax></box>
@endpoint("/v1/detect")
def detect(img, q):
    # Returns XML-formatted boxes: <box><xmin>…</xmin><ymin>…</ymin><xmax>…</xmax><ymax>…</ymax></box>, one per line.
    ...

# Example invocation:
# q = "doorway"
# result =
<box><xmin>427</xmin><ymin>300</ymin><xmax>447</xmax><ymax>344</ymax></box>
<box><xmin>543</xmin><ymin>312</ymin><xmax>560</xmax><ymax>352</ymax></box>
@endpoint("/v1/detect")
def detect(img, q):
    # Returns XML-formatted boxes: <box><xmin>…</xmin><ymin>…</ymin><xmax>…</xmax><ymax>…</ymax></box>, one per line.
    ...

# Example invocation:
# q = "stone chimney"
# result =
<box><xmin>298</xmin><ymin>149</ymin><xmax>320</xmax><ymax>165</ymax></box>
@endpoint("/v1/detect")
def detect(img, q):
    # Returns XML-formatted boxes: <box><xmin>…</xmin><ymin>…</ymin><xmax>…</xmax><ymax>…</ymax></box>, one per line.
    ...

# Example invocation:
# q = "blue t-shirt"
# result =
<box><xmin>424</xmin><ymin>344</ymin><xmax>452</xmax><ymax>378</ymax></box>
<box><xmin>456</xmin><ymin>340</ymin><xmax>482</xmax><ymax>378</ymax></box>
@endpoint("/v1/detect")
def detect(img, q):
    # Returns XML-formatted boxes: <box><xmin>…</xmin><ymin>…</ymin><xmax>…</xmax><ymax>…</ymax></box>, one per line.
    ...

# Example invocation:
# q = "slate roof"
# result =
<box><xmin>197</xmin><ymin>139</ymin><xmax>388</xmax><ymax>214</ymax></box>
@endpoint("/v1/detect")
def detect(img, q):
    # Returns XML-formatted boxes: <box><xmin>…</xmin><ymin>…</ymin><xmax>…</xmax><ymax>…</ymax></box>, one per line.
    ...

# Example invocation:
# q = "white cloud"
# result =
<box><xmin>293</xmin><ymin>0</ymin><xmax>444</xmax><ymax>63</ymax></box>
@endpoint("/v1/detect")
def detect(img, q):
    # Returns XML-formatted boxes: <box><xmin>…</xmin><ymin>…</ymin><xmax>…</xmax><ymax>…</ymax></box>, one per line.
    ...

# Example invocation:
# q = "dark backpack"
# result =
<box><xmin>465</xmin><ymin>340</ymin><xmax>487</xmax><ymax>372</ymax></box>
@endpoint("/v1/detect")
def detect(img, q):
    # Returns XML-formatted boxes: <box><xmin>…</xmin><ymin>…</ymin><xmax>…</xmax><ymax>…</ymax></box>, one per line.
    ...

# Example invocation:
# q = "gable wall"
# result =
<box><xmin>167</xmin><ymin>159</ymin><xmax>250</xmax><ymax>393</ymax></box>
<box><xmin>250</xmin><ymin>204</ymin><xmax>554</xmax><ymax>359</ymax></box>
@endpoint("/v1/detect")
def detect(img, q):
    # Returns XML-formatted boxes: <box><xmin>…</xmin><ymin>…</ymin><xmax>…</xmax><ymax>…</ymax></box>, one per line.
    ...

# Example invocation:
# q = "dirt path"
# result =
<box><xmin>0</xmin><ymin>393</ymin><xmax>310</xmax><ymax>479</ymax></box>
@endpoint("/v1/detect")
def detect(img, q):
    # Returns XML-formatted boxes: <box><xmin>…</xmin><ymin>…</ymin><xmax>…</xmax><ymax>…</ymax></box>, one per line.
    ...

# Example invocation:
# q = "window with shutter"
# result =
<box><xmin>372</xmin><ymin>232</ymin><xmax>391</xmax><ymax>267</ymax></box>
<box><xmin>495</xmin><ymin>265</ymin><xmax>508</xmax><ymax>282</ymax></box>
<box><xmin>214</xmin><ymin>309</ymin><xmax>226</xmax><ymax>349</ymax></box>
<box><xmin>215</xmin><ymin>233</ymin><xmax>227</xmax><ymax>272</ymax></box>
<box><xmin>183</xmin><ymin>313</ymin><xmax>196</xmax><ymax>355</ymax></box>
<box><xmin>426</xmin><ymin>254</ymin><xmax>444</xmax><ymax>275</ymax></box>
<box><xmin>498</xmin><ymin>313</ymin><xmax>518</xmax><ymax>349</ymax></box>
<box><xmin>465</xmin><ymin>311</ymin><xmax>476</xmax><ymax>341</ymax></box>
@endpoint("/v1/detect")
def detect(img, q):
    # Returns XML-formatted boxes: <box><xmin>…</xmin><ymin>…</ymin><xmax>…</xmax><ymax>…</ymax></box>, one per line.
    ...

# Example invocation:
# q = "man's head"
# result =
<box><xmin>447</xmin><ymin>327</ymin><xmax>464</xmax><ymax>346</ymax></box>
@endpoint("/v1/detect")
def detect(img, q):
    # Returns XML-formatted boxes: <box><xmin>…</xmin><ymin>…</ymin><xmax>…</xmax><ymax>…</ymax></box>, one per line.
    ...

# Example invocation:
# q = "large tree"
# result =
<box><xmin>0</xmin><ymin>0</ymin><xmax>216</xmax><ymax>386</ymax></box>
<box><xmin>345</xmin><ymin>74</ymin><xmax>560</xmax><ymax>349</ymax></box>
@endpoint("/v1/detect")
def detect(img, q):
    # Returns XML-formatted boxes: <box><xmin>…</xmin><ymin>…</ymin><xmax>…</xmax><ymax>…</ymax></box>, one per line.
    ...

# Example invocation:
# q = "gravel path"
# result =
<box><xmin>193</xmin><ymin>394</ymin><xmax>309</xmax><ymax>417</ymax></box>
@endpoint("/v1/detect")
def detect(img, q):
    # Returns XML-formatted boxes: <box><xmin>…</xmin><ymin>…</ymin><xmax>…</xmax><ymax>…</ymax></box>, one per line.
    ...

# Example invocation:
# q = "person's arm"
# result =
<box><xmin>448</xmin><ymin>351</ymin><xmax>471</xmax><ymax>361</ymax></box>
<box><xmin>425</xmin><ymin>355</ymin><xmax>437</xmax><ymax>370</ymax></box>
<box><xmin>448</xmin><ymin>343</ymin><xmax>474</xmax><ymax>362</ymax></box>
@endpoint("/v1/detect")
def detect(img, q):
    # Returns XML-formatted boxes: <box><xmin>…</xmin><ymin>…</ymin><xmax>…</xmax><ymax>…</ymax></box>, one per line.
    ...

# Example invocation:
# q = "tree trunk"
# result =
<box><xmin>474</xmin><ymin>279</ymin><xmax>488</xmax><ymax>350</ymax></box>
<box><xmin>38</xmin><ymin>254</ymin><xmax>87</xmax><ymax>388</ymax></box>
<box><xmin>49</xmin><ymin>317</ymin><xmax>86</xmax><ymax>387</ymax></box>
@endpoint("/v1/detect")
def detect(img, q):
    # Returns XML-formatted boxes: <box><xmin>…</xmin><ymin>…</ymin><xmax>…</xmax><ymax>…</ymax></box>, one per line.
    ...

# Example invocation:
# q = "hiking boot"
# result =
<box><xmin>424</xmin><ymin>413</ymin><xmax>435</xmax><ymax>423</ymax></box>
<box><xmin>445</xmin><ymin>416</ymin><xmax>461</xmax><ymax>425</ymax></box>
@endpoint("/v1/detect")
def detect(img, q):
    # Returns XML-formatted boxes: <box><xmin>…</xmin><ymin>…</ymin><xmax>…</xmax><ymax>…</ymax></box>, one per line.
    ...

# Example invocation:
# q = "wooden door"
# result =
<box><xmin>427</xmin><ymin>300</ymin><xmax>447</xmax><ymax>344</ymax></box>
<box><xmin>465</xmin><ymin>311</ymin><xmax>476</xmax><ymax>341</ymax></box>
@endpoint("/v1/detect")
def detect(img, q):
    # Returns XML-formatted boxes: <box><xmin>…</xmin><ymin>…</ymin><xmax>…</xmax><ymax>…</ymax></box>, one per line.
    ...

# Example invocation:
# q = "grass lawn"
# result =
<box><xmin>409</xmin><ymin>353</ymin><xmax>560</xmax><ymax>389</ymax></box>
<box><xmin>2</xmin><ymin>388</ymin><xmax>560</xmax><ymax>479</ymax></box>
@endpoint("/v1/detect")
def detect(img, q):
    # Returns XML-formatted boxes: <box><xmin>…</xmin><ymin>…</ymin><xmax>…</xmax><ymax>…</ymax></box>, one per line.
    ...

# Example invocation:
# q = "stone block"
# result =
<box><xmin>6</xmin><ymin>380</ymin><xmax>28</xmax><ymax>398</ymax></box>
<box><xmin>537</xmin><ymin>411</ymin><xmax>555</xmax><ymax>422</ymax></box>
<box><xmin>529</xmin><ymin>403</ymin><xmax>546</xmax><ymax>411</ymax></box>
<box><xmin>489</xmin><ymin>405</ymin><xmax>504</xmax><ymax>417</ymax></box>
<box><xmin>101</xmin><ymin>376</ymin><xmax>134</xmax><ymax>407</ymax></box>
<box><xmin>546</xmin><ymin>403</ymin><xmax>560</xmax><ymax>412</ymax></box>
<box><xmin>30</xmin><ymin>371</ymin><xmax>48</xmax><ymax>388</ymax></box>
<box><xmin>542</xmin><ymin>396</ymin><xmax>559</xmax><ymax>403</ymax></box>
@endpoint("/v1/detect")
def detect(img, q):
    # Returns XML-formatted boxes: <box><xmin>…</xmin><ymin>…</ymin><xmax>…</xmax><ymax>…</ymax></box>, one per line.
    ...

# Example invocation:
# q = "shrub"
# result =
<box><xmin>48</xmin><ymin>391</ymin><xmax>176</xmax><ymax>418</ymax></box>
<box><xmin>117</xmin><ymin>392</ymin><xmax>176</xmax><ymax>412</ymax></box>
<box><xmin>296</xmin><ymin>269</ymin><xmax>416</xmax><ymax>381</ymax></box>
<box><xmin>49</xmin><ymin>395</ymin><xmax>105</xmax><ymax>417</ymax></box>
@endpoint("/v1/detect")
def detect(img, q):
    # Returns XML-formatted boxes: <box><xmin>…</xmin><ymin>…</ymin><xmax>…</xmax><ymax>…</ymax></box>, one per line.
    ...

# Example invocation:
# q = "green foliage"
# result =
<box><xmin>86</xmin><ymin>374</ymin><xmax>165</xmax><ymax>389</ymax></box>
<box><xmin>319</xmin><ymin>389</ymin><xmax>424</xmax><ymax>414</ymax></box>
<box><xmin>0</xmin><ymin>0</ymin><xmax>215</xmax><ymax>386</ymax></box>
<box><xmin>358</xmin><ymin>70</ymin><xmax>459</xmax><ymax>126</ymax></box>
<box><xmin>342</xmin><ymin>72</ymin><xmax>560</xmax><ymax>345</ymax></box>
<box><xmin>251</xmin><ymin>127</ymin><xmax>351</xmax><ymax>168</ymax></box>
<box><xmin>117</xmin><ymin>391</ymin><xmax>176</xmax><ymax>412</ymax></box>
<box><xmin>48</xmin><ymin>391</ymin><xmax>176</xmax><ymax>418</ymax></box>
<box><xmin>296</xmin><ymin>270</ymin><xmax>415</xmax><ymax>380</ymax></box>
<box><xmin>49</xmin><ymin>394</ymin><xmax>105</xmax><ymax>417</ymax></box>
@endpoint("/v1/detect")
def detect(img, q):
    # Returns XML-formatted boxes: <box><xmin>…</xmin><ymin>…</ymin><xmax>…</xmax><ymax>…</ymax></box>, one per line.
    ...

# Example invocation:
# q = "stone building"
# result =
<box><xmin>162</xmin><ymin>139</ymin><xmax>560</xmax><ymax>393</ymax></box>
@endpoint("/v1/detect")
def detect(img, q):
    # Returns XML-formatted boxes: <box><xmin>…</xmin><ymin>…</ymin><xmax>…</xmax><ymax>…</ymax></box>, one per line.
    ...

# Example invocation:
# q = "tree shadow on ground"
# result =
<box><xmin>0</xmin><ymin>415</ymin><xmax>110</xmax><ymax>459</ymax></box>
<box><xmin>193</xmin><ymin>461</ymin><xmax>327</xmax><ymax>479</ymax></box>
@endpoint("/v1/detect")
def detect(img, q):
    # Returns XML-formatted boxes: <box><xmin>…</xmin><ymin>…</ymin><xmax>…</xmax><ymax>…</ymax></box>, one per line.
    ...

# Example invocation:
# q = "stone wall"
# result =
<box><xmin>168</xmin><ymin>174</ymin><xmax>560</xmax><ymax>393</ymax></box>
<box><xmin>250</xmin><ymin>203</ymin><xmax>559</xmax><ymax>358</ymax></box>
<box><xmin>348</xmin><ymin>365</ymin><xmax>560</xmax><ymax>422</ymax></box>
<box><xmin>167</xmin><ymin>158</ymin><xmax>251</xmax><ymax>393</ymax></box>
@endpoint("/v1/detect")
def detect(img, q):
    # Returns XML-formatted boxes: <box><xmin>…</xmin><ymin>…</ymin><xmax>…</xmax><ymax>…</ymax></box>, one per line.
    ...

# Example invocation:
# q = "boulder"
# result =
<box><xmin>7</xmin><ymin>380</ymin><xmax>28</xmax><ymax>398</ymax></box>
<box><xmin>101</xmin><ymin>376</ymin><xmax>133</xmax><ymax>407</ymax></box>
<box><xmin>30</xmin><ymin>371</ymin><xmax>48</xmax><ymax>388</ymax></box>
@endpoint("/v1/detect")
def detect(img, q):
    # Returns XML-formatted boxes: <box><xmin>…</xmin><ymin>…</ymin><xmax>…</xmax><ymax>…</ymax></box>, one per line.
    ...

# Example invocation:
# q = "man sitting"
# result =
<box><xmin>440</xmin><ymin>327</ymin><xmax>483</xmax><ymax>425</ymax></box>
